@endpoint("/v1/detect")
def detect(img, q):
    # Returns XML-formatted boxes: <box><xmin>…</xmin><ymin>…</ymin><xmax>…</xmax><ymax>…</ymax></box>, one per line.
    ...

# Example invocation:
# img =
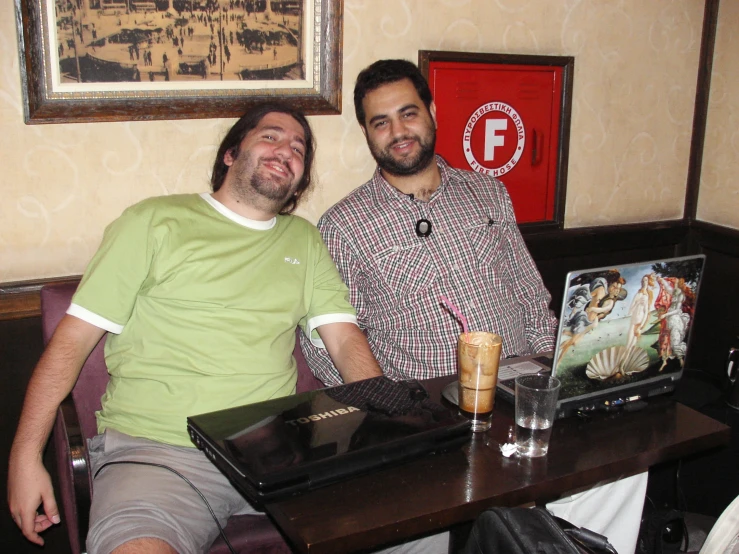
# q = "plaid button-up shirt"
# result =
<box><xmin>302</xmin><ymin>157</ymin><xmax>557</xmax><ymax>385</ymax></box>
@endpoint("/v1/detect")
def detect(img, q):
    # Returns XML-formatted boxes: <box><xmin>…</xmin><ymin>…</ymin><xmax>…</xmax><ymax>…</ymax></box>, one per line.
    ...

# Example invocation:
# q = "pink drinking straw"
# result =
<box><xmin>439</xmin><ymin>295</ymin><xmax>469</xmax><ymax>338</ymax></box>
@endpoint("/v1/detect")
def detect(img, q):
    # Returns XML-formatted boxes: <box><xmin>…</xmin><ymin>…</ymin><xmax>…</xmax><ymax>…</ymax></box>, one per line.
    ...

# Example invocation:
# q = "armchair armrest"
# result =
<box><xmin>53</xmin><ymin>394</ymin><xmax>92</xmax><ymax>554</ymax></box>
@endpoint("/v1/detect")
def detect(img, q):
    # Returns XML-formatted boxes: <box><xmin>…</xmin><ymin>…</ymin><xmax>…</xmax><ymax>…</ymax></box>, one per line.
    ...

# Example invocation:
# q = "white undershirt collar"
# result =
<box><xmin>200</xmin><ymin>193</ymin><xmax>276</xmax><ymax>230</ymax></box>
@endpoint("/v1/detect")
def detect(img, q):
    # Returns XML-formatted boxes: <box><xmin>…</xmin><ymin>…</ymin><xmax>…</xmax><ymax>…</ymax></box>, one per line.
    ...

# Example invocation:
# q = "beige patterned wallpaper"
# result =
<box><xmin>0</xmin><ymin>0</ymin><xmax>733</xmax><ymax>283</ymax></box>
<box><xmin>698</xmin><ymin>0</ymin><xmax>739</xmax><ymax>227</ymax></box>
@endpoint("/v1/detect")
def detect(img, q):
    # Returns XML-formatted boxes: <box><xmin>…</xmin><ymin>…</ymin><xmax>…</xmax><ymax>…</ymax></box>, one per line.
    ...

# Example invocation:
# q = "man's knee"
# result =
<box><xmin>111</xmin><ymin>537</ymin><xmax>178</xmax><ymax>554</ymax></box>
<box><xmin>87</xmin><ymin>503</ymin><xmax>216</xmax><ymax>554</ymax></box>
<box><xmin>87</xmin><ymin>430</ymin><xmax>247</xmax><ymax>553</ymax></box>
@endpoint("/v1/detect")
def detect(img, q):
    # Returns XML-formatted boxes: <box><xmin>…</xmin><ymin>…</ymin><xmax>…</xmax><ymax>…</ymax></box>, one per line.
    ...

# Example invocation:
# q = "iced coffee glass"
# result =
<box><xmin>457</xmin><ymin>332</ymin><xmax>503</xmax><ymax>432</ymax></box>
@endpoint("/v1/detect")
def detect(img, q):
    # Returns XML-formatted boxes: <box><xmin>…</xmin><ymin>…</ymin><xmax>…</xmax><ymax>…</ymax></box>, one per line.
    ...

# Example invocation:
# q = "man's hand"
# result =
<box><xmin>7</xmin><ymin>314</ymin><xmax>104</xmax><ymax>545</ymax></box>
<box><xmin>318</xmin><ymin>322</ymin><xmax>383</xmax><ymax>383</ymax></box>
<box><xmin>8</xmin><ymin>453</ymin><xmax>60</xmax><ymax>545</ymax></box>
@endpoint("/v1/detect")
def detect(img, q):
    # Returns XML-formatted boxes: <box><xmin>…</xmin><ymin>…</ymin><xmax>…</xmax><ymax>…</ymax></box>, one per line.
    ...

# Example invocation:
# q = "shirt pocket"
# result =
<box><xmin>373</xmin><ymin>242</ymin><xmax>437</xmax><ymax>298</ymax></box>
<box><xmin>465</xmin><ymin>220</ymin><xmax>507</xmax><ymax>271</ymax></box>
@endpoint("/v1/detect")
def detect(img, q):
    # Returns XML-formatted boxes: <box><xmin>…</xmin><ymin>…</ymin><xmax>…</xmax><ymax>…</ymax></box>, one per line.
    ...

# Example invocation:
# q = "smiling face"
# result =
<box><xmin>360</xmin><ymin>78</ymin><xmax>437</xmax><ymax>178</ymax></box>
<box><xmin>223</xmin><ymin>112</ymin><xmax>307</xmax><ymax>213</ymax></box>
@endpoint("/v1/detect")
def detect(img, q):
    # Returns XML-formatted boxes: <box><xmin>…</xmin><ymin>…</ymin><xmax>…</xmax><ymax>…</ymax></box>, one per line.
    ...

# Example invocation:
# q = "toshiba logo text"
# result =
<box><xmin>285</xmin><ymin>406</ymin><xmax>361</xmax><ymax>426</ymax></box>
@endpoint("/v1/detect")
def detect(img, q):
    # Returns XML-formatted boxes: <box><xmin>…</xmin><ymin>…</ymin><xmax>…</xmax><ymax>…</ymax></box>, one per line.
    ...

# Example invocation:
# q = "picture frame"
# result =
<box><xmin>418</xmin><ymin>50</ymin><xmax>574</xmax><ymax>231</ymax></box>
<box><xmin>15</xmin><ymin>0</ymin><xmax>343</xmax><ymax>124</ymax></box>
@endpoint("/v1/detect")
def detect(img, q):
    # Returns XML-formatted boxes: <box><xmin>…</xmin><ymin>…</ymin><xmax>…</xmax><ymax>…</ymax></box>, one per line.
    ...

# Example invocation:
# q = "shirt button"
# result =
<box><xmin>452</xmin><ymin>264</ymin><xmax>460</xmax><ymax>272</ymax></box>
<box><xmin>468</xmin><ymin>301</ymin><xmax>476</xmax><ymax>310</ymax></box>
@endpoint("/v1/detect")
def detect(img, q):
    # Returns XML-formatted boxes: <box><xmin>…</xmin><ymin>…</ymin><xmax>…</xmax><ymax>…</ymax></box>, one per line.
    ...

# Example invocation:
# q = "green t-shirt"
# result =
<box><xmin>69</xmin><ymin>193</ymin><xmax>356</xmax><ymax>446</ymax></box>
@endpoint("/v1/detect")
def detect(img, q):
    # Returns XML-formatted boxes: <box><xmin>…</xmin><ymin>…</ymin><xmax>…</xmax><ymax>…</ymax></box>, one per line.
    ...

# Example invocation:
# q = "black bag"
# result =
<box><xmin>636</xmin><ymin>507</ymin><xmax>686</xmax><ymax>554</ymax></box>
<box><xmin>457</xmin><ymin>507</ymin><xmax>618</xmax><ymax>554</ymax></box>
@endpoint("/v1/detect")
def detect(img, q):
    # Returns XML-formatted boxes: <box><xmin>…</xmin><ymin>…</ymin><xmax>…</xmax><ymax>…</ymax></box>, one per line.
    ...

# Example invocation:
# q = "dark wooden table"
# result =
<box><xmin>265</xmin><ymin>376</ymin><xmax>731</xmax><ymax>554</ymax></box>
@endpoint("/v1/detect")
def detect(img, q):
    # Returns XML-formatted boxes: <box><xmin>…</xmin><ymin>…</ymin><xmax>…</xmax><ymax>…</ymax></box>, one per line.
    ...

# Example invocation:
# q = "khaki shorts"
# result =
<box><xmin>87</xmin><ymin>428</ymin><xmax>260</xmax><ymax>554</ymax></box>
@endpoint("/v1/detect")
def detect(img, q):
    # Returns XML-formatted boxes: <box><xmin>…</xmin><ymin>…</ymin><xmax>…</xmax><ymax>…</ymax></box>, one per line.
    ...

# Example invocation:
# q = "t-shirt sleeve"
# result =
<box><xmin>68</xmin><ymin>203</ymin><xmax>155</xmax><ymax>334</ymax></box>
<box><xmin>298</xmin><ymin>226</ymin><xmax>357</xmax><ymax>350</ymax></box>
<box><xmin>300</xmin><ymin>216</ymin><xmax>368</xmax><ymax>386</ymax></box>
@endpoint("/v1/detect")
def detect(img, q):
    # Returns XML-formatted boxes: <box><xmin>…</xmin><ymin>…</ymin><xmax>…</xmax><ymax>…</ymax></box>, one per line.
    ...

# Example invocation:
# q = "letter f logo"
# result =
<box><xmin>485</xmin><ymin>119</ymin><xmax>507</xmax><ymax>161</ymax></box>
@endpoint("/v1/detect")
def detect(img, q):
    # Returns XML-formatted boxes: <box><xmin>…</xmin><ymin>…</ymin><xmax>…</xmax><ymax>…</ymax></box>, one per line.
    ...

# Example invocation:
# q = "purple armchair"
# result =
<box><xmin>42</xmin><ymin>282</ymin><xmax>323</xmax><ymax>554</ymax></box>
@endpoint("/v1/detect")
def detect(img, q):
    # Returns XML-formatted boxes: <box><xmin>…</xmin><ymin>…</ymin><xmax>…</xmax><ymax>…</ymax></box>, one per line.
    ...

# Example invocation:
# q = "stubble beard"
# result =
<box><xmin>369</xmin><ymin>131</ymin><xmax>437</xmax><ymax>177</ymax></box>
<box><xmin>231</xmin><ymin>154</ymin><xmax>296</xmax><ymax>211</ymax></box>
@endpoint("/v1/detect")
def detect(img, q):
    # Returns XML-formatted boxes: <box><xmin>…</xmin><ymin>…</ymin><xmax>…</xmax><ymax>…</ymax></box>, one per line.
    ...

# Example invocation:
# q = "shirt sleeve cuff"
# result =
<box><xmin>67</xmin><ymin>303</ymin><xmax>124</xmax><ymax>334</ymax></box>
<box><xmin>305</xmin><ymin>313</ymin><xmax>359</xmax><ymax>349</ymax></box>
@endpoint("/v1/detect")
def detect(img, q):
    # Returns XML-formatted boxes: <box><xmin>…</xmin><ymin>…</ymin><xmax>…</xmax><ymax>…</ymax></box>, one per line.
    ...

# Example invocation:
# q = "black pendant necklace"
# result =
<box><xmin>415</xmin><ymin>218</ymin><xmax>432</xmax><ymax>237</ymax></box>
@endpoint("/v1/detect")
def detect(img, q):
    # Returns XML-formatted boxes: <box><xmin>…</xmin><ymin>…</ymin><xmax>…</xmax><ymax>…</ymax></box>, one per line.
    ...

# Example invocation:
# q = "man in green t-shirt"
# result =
<box><xmin>9</xmin><ymin>102</ymin><xmax>382</xmax><ymax>554</ymax></box>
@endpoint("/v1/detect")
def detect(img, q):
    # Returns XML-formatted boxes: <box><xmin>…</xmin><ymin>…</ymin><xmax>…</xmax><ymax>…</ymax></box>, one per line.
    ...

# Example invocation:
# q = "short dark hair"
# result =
<box><xmin>210</xmin><ymin>101</ymin><xmax>315</xmax><ymax>214</ymax></box>
<box><xmin>353</xmin><ymin>59</ymin><xmax>433</xmax><ymax>128</ymax></box>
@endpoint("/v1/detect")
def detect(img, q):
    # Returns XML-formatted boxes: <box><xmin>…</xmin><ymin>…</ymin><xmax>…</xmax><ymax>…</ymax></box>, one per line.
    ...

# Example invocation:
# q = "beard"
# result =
<box><xmin>232</xmin><ymin>154</ymin><xmax>297</xmax><ymax>207</ymax></box>
<box><xmin>369</xmin><ymin>131</ymin><xmax>437</xmax><ymax>177</ymax></box>
<box><xmin>250</xmin><ymin>170</ymin><xmax>293</xmax><ymax>202</ymax></box>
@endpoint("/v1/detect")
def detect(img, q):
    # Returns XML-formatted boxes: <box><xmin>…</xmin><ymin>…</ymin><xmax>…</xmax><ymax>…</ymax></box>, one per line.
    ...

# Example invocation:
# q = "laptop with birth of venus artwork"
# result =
<box><xmin>495</xmin><ymin>255</ymin><xmax>706</xmax><ymax>418</ymax></box>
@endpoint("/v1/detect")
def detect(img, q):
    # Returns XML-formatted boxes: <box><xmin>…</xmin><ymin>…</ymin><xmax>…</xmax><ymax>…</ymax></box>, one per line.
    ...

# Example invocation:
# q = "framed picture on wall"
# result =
<box><xmin>418</xmin><ymin>50</ymin><xmax>574</xmax><ymax>231</ymax></box>
<box><xmin>15</xmin><ymin>0</ymin><xmax>342</xmax><ymax>124</ymax></box>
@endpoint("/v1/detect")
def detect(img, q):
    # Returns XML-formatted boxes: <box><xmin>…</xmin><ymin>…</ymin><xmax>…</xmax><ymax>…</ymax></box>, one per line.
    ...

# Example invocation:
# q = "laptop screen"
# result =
<box><xmin>551</xmin><ymin>255</ymin><xmax>706</xmax><ymax>414</ymax></box>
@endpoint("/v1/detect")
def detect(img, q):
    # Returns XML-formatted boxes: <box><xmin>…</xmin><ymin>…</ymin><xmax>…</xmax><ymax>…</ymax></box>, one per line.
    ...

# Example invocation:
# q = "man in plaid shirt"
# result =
<box><xmin>301</xmin><ymin>59</ymin><xmax>558</xmax><ymax>386</ymax></box>
<box><xmin>301</xmin><ymin>59</ymin><xmax>647</xmax><ymax>554</ymax></box>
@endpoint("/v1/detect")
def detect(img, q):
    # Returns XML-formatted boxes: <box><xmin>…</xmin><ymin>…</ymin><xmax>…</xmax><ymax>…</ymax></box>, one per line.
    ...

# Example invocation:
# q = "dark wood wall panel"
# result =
<box><xmin>690</xmin><ymin>249</ymin><xmax>739</xmax><ymax>374</ymax></box>
<box><xmin>687</xmin><ymin>221</ymin><xmax>739</xmax><ymax>378</ymax></box>
<box><xmin>523</xmin><ymin>220</ymin><xmax>736</xmax><ymax>380</ymax></box>
<box><xmin>525</xmin><ymin>221</ymin><xmax>691</xmax><ymax>311</ymax></box>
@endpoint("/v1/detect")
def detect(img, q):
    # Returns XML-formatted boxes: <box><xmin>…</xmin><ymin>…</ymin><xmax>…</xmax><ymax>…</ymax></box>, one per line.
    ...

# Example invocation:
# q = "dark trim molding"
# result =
<box><xmin>685</xmin><ymin>0</ymin><xmax>720</xmax><ymax>221</ymax></box>
<box><xmin>523</xmin><ymin>220</ymin><xmax>690</xmax><ymax>260</ymax></box>
<box><xmin>691</xmin><ymin>220</ymin><xmax>739</xmax><ymax>257</ymax></box>
<box><xmin>0</xmin><ymin>276</ymin><xmax>80</xmax><ymax>321</ymax></box>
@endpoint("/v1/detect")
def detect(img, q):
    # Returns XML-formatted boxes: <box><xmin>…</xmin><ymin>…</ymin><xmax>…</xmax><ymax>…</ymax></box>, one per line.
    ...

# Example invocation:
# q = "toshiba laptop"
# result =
<box><xmin>188</xmin><ymin>376</ymin><xmax>471</xmax><ymax>505</ymax></box>
<box><xmin>492</xmin><ymin>255</ymin><xmax>706</xmax><ymax>418</ymax></box>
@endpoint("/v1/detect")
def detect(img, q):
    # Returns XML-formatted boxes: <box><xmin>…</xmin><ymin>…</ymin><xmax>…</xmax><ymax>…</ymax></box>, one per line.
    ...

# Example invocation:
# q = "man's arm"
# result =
<box><xmin>498</xmin><ymin>190</ymin><xmax>558</xmax><ymax>352</ymax></box>
<box><xmin>299</xmin><ymin>330</ymin><xmax>343</xmax><ymax>385</ymax></box>
<box><xmin>302</xmin><ymin>218</ymin><xmax>371</xmax><ymax>386</ymax></box>
<box><xmin>8</xmin><ymin>315</ymin><xmax>105</xmax><ymax>546</ymax></box>
<box><xmin>317</xmin><ymin>322</ymin><xmax>382</xmax><ymax>383</ymax></box>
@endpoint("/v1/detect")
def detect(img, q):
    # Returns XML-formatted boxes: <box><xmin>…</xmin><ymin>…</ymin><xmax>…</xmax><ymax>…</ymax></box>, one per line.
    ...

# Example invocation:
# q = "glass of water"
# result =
<box><xmin>514</xmin><ymin>375</ymin><xmax>561</xmax><ymax>457</ymax></box>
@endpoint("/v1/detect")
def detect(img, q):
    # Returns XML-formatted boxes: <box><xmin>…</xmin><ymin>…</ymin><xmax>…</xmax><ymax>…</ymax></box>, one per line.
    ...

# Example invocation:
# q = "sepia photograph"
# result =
<box><xmin>16</xmin><ymin>0</ymin><xmax>343</xmax><ymax>122</ymax></box>
<box><xmin>52</xmin><ymin>0</ymin><xmax>305</xmax><ymax>85</ymax></box>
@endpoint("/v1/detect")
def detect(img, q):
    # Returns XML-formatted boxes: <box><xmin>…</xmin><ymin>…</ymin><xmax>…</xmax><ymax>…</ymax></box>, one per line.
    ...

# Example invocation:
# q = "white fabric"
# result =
<box><xmin>199</xmin><ymin>192</ymin><xmax>276</xmax><ymax>229</ymax></box>
<box><xmin>546</xmin><ymin>471</ymin><xmax>648</xmax><ymax>554</ymax></box>
<box><xmin>701</xmin><ymin>494</ymin><xmax>739</xmax><ymax>554</ymax></box>
<box><xmin>306</xmin><ymin>312</ymin><xmax>359</xmax><ymax>347</ymax></box>
<box><xmin>67</xmin><ymin>303</ymin><xmax>123</xmax><ymax>334</ymax></box>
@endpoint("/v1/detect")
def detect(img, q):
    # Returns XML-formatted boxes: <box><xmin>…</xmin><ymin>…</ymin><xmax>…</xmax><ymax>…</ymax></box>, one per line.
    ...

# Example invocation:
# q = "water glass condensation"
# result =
<box><xmin>514</xmin><ymin>375</ymin><xmax>561</xmax><ymax>457</ymax></box>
